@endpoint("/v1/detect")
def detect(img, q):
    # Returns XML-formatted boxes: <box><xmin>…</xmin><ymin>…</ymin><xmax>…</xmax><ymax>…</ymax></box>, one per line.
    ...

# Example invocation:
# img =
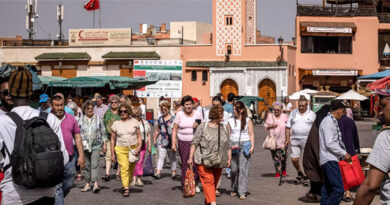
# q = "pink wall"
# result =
<box><xmin>296</xmin><ymin>16</ymin><xmax>380</xmax><ymax>75</ymax></box>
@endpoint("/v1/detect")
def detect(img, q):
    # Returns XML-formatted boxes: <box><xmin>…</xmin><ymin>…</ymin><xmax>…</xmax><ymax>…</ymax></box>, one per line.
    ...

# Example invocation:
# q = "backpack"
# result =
<box><xmin>3</xmin><ymin>112</ymin><xmax>64</xmax><ymax>189</ymax></box>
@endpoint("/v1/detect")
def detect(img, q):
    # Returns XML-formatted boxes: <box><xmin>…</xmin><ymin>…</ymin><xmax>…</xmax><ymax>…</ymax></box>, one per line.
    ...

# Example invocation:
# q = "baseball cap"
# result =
<box><xmin>39</xmin><ymin>94</ymin><xmax>49</xmax><ymax>103</ymax></box>
<box><xmin>193</xmin><ymin>97</ymin><xmax>200</xmax><ymax>103</ymax></box>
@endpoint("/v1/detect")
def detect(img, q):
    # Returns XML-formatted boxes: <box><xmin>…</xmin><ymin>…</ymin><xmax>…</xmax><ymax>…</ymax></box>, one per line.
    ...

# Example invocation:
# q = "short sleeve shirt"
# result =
<box><xmin>366</xmin><ymin>130</ymin><xmax>390</xmax><ymax>204</ymax></box>
<box><xmin>111</xmin><ymin>118</ymin><xmax>140</xmax><ymax>146</ymax></box>
<box><xmin>173</xmin><ymin>110</ymin><xmax>202</xmax><ymax>142</ymax></box>
<box><xmin>286</xmin><ymin>109</ymin><xmax>316</xmax><ymax>139</ymax></box>
<box><xmin>60</xmin><ymin>113</ymin><xmax>80</xmax><ymax>156</ymax></box>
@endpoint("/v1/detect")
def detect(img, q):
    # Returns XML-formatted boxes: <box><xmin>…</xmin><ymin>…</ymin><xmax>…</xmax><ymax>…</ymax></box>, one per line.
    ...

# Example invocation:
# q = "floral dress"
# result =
<box><xmin>79</xmin><ymin>114</ymin><xmax>106</xmax><ymax>152</ymax></box>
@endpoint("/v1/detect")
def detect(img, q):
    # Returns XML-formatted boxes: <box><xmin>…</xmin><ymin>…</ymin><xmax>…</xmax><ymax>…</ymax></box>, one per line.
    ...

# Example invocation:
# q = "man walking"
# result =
<box><xmin>52</xmin><ymin>94</ymin><xmax>85</xmax><ymax>205</ymax></box>
<box><xmin>94</xmin><ymin>94</ymin><xmax>108</xmax><ymax>119</ymax></box>
<box><xmin>0</xmin><ymin>67</ymin><xmax>69</xmax><ymax>205</ymax></box>
<box><xmin>0</xmin><ymin>77</ymin><xmax>12</xmax><ymax>115</ymax></box>
<box><xmin>319</xmin><ymin>100</ymin><xmax>351</xmax><ymax>205</ymax></box>
<box><xmin>354</xmin><ymin>97</ymin><xmax>390</xmax><ymax>205</ymax></box>
<box><xmin>285</xmin><ymin>98</ymin><xmax>316</xmax><ymax>183</ymax></box>
<box><xmin>223</xmin><ymin>93</ymin><xmax>234</xmax><ymax>114</ymax></box>
<box><xmin>37</xmin><ymin>94</ymin><xmax>50</xmax><ymax>113</ymax></box>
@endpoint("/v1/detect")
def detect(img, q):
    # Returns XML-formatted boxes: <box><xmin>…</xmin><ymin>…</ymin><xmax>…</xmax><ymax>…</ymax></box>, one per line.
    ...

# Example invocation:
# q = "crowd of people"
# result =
<box><xmin>0</xmin><ymin>67</ymin><xmax>389</xmax><ymax>205</ymax></box>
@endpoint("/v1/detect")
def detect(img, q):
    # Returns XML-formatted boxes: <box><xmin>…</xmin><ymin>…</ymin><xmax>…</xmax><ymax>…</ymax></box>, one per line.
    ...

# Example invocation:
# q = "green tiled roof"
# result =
<box><xmin>35</xmin><ymin>52</ymin><xmax>91</xmax><ymax>60</ymax></box>
<box><xmin>186</xmin><ymin>61</ymin><xmax>287</xmax><ymax>67</ymax></box>
<box><xmin>102</xmin><ymin>51</ymin><xmax>160</xmax><ymax>59</ymax></box>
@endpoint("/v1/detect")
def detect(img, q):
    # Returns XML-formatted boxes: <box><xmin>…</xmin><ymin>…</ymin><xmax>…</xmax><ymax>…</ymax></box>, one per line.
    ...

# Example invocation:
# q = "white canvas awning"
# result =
<box><xmin>335</xmin><ymin>90</ymin><xmax>368</xmax><ymax>101</ymax></box>
<box><xmin>289</xmin><ymin>89</ymin><xmax>319</xmax><ymax>100</ymax></box>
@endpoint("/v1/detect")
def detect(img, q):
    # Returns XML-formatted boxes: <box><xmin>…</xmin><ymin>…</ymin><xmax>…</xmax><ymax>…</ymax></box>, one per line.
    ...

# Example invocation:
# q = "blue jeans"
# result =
<box><xmin>55</xmin><ymin>155</ymin><xmax>76</xmax><ymax>205</ymax></box>
<box><xmin>320</xmin><ymin>161</ymin><xmax>344</xmax><ymax>205</ymax></box>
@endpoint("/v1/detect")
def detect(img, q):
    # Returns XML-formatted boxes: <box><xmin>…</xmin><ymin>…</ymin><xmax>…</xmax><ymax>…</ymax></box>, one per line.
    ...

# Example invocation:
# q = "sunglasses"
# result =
<box><xmin>2</xmin><ymin>90</ymin><xmax>9</xmax><ymax>96</ymax></box>
<box><xmin>111</xmin><ymin>101</ymin><xmax>118</xmax><ymax>104</ymax></box>
<box><xmin>274</xmin><ymin>109</ymin><xmax>281</xmax><ymax>111</ymax></box>
<box><xmin>119</xmin><ymin>110</ymin><xmax>128</xmax><ymax>114</ymax></box>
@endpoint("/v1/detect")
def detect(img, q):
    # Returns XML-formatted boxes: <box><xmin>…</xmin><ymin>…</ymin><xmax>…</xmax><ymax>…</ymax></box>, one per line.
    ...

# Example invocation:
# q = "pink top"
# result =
<box><xmin>174</xmin><ymin>110</ymin><xmax>202</xmax><ymax>142</ymax></box>
<box><xmin>264</xmin><ymin>113</ymin><xmax>288</xmax><ymax>149</ymax></box>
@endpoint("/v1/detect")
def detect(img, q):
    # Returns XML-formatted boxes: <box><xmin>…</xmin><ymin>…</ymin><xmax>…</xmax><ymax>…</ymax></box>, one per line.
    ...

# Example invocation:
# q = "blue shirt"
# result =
<box><xmin>223</xmin><ymin>103</ymin><xmax>233</xmax><ymax>114</ymax></box>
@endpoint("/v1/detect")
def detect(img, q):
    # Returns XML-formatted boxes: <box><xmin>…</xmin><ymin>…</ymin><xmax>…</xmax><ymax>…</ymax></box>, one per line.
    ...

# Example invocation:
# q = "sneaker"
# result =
<box><xmin>282</xmin><ymin>170</ymin><xmax>287</xmax><ymax>177</ymax></box>
<box><xmin>227</xmin><ymin>173</ymin><xmax>231</xmax><ymax>179</ymax></box>
<box><xmin>196</xmin><ymin>186</ymin><xmax>201</xmax><ymax>193</ymax></box>
<box><xmin>274</xmin><ymin>173</ymin><xmax>281</xmax><ymax>178</ymax></box>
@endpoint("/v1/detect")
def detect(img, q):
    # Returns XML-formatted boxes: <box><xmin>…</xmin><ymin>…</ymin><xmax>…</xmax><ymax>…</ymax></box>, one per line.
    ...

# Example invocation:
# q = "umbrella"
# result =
<box><xmin>335</xmin><ymin>90</ymin><xmax>368</xmax><ymax>101</ymax></box>
<box><xmin>367</xmin><ymin>75</ymin><xmax>390</xmax><ymax>91</ymax></box>
<box><xmin>289</xmin><ymin>89</ymin><xmax>319</xmax><ymax>100</ymax></box>
<box><xmin>237</xmin><ymin>96</ymin><xmax>265</xmax><ymax>107</ymax></box>
<box><xmin>384</xmin><ymin>43</ymin><xmax>390</xmax><ymax>56</ymax></box>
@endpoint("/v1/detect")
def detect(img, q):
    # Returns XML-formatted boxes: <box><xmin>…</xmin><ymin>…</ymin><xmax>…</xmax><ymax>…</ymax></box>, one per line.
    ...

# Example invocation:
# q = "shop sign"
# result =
<box><xmin>69</xmin><ymin>28</ymin><xmax>131</xmax><ymax>46</ymax></box>
<box><xmin>133</xmin><ymin>60</ymin><xmax>182</xmax><ymax>98</ymax></box>
<box><xmin>313</xmin><ymin>70</ymin><xmax>358</xmax><ymax>76</ymax></box>
<box><xmin>307</xmin><ymin>27</ymin><xmax>352</xmax><ymax>33</ymax></box>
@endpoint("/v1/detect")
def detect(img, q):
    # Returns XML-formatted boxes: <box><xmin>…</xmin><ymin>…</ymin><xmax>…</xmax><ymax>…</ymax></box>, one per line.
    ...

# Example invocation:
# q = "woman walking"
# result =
<box><xmin>131</xmin><ymin>106</ymin><xmax>152</xmax><ymax>186</ymax></box>
<box><xmin>79</xmin><ymin>100</ymin><xmax>106</xmax><ymax>193</ymax></box>
<box><xmin>102</xmin><ymin>95</ymin><xmax>121</xmax><ymax>182</ymax></box>
<box><xmin>228</xmin><ymin>101</ymin><xmax>255</xmax><ymax>200</ymax></box>
<box><xmin>188</xmin><ymin>106</ymin><xmax>231</xmax><ymax>205</ymax></box>
<box><xmin>154</xmin><ymin>101</ymin><xmax>177</xmax><ymax>179</ymax></box>
<box><xmin>172</xmin><ymin>95</ymin><xmax>202</xmax><ymax>191</ymax></box>
<box><xmin>303</xmin><ymin>105</ymin><xmax>330</xmax><ymax>201</ymax></box>
<box><xmin>264</xmin><ymin>102</ymin><xmax>288</xmax><ymax>178</ymax></box>
<box><xmin>111</xmin><ymin>103</ymin><xmax>142</xmax><ymax>197</ymax></box>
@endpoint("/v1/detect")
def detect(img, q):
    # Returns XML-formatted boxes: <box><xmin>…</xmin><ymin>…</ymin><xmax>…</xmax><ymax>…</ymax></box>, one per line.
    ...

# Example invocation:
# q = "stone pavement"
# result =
<box><xmin>65</xmin><ymin>121</ymin><xmax>381</xmax><ymax>205</ymax></box>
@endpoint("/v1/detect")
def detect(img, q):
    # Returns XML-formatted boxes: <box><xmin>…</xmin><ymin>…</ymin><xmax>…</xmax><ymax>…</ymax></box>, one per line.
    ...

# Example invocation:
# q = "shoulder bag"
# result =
<box><xmin>263</xmin><ymin>114</ymin><xmax>277</xmax><ymax>150</ymax></box>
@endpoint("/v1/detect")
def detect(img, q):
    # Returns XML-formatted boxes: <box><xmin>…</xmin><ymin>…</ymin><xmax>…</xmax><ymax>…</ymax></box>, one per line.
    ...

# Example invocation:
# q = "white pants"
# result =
<box><xmin>156</xmin><ymin>145</ymin><xmax>177</xmax><ymax>171</ymax></box>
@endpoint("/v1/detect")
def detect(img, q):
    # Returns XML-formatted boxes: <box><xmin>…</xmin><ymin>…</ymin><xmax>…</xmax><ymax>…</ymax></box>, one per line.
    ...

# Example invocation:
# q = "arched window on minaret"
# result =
<box><xmin>227</xmin><ymin>45</ymin><xmax>232</xmax><ymax>55</ymax></box>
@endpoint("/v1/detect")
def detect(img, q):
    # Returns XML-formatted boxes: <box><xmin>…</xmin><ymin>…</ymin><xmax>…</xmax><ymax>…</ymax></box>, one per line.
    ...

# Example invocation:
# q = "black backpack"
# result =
<box><xmin>3</xmin><ymin>112</ymin><xmax>64</xmax><ymax>189</ymax></box>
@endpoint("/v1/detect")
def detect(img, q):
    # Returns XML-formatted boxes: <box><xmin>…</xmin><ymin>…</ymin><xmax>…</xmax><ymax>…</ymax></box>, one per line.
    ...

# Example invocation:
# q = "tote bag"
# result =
<box><xmin>338</xmin><ymin>155</ymin><xmax>365</xmax><ymax>191</ymax></box>
<box><xmin>183</xmin><ymin>166</ymin><xmax>196</xmax><ymax>197</ymax></box>
<box><xmin>263</xmin><ymin>114</ymin><xmax>277</xmax><ymax>150</ymax></box>
<box><xmin>143</xmin><ymin>155</ymin><xmax>154</xmax><ymax>176</ymax></box>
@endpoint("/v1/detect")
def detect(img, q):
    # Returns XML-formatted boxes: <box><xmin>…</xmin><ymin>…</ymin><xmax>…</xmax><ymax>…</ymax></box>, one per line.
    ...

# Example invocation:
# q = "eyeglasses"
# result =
<box><xmin>119</xmin><ymin>110</ymin><xmax>128</xmax><ymax>114</ymax></box>
<box><xmin>1</xmin><ymin>90</ymin><xmax>9</xmax><ymax>96</ymax></box>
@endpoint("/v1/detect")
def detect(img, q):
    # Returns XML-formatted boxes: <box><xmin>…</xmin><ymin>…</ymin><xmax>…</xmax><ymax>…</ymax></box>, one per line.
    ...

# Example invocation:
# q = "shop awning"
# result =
<box><xmin>367</xmin><ymin>75</ymin><xmax>390</xmax><ymax>91</ymax></box>
<box><xmin>35</xmin><ymin>52</ymin><xmax>91</xmax><ymax>61</ymax></box>
<box><xmin>102</xmin><ymin>52</ymin><xmax>160</xmax><ymax>60</ymax></box>
<box><xmin>186</xmin><ymin>61</ymin><xmax>287</xmax><ymax>67</ymax></box>
<box><xmin>38</xmin><ymin>76</ymin><xmax>66</xmax><ymax>85</ymax></box>
<box><xmin>48</xmin><ymin>76</ymin><xmax>158</xmax><ymax>90</ymax></box>
<box><xmin>300</xmin><ymin>22</ymin><xmax>356</xmax><ymax>35</ymax></box>
<box><xmin>358</xmin><ymin>69</ymin><xmax>390</xmax><ymax>80</ymax></box>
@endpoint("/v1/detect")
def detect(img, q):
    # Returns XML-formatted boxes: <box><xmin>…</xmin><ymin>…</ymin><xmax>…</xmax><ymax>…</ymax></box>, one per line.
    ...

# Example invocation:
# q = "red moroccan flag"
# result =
<box><xmin>84</xmin><ymin>0</ymin><xmax>100</xmax><ymax>11</ymax></box>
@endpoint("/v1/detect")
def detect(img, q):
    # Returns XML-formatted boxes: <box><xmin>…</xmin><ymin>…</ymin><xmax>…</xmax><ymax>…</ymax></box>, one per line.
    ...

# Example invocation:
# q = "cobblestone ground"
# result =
<box><xmin>65</xmin><ymin>121</ymin><xmax>381</xmax><ymax>205</ymax></box>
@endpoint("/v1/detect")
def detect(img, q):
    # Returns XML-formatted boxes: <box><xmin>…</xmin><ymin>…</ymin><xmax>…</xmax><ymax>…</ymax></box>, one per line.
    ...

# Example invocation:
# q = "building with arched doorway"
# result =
<box><xmin>181</xmin><ymin>0</ymin><xmax>296</xmax><ymax>111</ymax></box>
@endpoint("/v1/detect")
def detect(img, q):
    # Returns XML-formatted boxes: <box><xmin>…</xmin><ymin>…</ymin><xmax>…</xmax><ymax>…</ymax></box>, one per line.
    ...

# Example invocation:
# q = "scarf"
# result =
<box><xmin>328</xmin><ymin>112</ymin><xmax>346</xmax><ymax>151</ymax></box>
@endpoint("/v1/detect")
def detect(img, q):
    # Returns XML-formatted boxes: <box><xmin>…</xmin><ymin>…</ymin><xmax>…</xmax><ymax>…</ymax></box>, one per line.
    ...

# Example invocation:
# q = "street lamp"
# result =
<box><xmin>277</xmin><ymin>36</ymin><xmax>284</xmax><ymax>64</ymax></box>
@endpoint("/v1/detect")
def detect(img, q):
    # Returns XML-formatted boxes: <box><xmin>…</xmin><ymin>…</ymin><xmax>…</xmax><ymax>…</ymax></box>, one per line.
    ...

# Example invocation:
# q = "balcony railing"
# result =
<box><xmin>378</xmin><ymin>13</ymin><xmax>390</xmax><ymax>23</ymax></box>
<box><xmin>297</xmin><ymin>4</ymin><xmax>376</xmax><ymax>16</ymax></box>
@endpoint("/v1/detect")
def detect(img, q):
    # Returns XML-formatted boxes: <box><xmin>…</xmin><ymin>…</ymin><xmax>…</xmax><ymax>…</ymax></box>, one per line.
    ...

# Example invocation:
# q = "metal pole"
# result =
<box><xmin>99</xmin><ymin>0</ymin><xmax>101</xmax><ymax>28</ymax></box>
<box><xmin>29</xmin><ymin>4</ymin><xmax>33</xmax><ymax>40</ymax></box>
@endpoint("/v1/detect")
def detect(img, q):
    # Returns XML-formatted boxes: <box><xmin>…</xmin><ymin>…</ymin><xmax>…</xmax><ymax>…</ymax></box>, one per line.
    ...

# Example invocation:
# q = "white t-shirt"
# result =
<box><xmin>0</xmin><ymin>109</ymin><xmax>6</xmax><ymax>116</ymax></box>
<box><xmin>203</xmin><ymin>109</ymin><xmax>231</xmax><ymax>125</ymax></box>
<box><xmin>228</xmin><ymin>117</ymin><xmax>250</xmax><ymax>142</ymax></box>
<box><xmin>140</xmin><ymin>104</ymin><xmax>146</xmax><ymax>119</ymax></box>
<box><xmin>286</xmin><ymin>109</ymin><xmax>316</xmax><ymax>139</ymax></box>
<box><xmin>283</xmin><ymin>103</ymin><xmax>292</xmax><ymax>111</ymax></box>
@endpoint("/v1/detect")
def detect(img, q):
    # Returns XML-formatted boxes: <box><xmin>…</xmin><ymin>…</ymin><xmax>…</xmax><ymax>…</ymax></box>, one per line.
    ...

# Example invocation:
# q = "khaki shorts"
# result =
<box><xmin>290</xmin><ymin>138</ymin><xmax>307</xmax><ymax>158</ymax></box>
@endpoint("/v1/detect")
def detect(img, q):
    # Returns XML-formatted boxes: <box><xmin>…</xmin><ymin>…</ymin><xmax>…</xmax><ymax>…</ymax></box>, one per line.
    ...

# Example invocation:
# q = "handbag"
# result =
<box><xmin>263</xmin><ymin>114</ymin><xmax>277</xmax><ymax>150</ymax></box>
<box><xmin>338</xmin><ymin>155</ymin><xmax>365</xmax><ymax>191</ymax></box>
<box><xmin>128</xmin><ymin>146</ymin><xmax>140</xmax><ymax>163</ymax></box>
<box><xmin>200</xmin><ymin>123</ymin><xmax>222</xmax><ymax>168</ymax></box>
<box><xmin>183</xmin><ymin>166</ymin><xmax>196</xmax><ymax>197</ymax></box>
<box><xmin>161</xmin><ymin>116</ymin><xmax>172</xmax><ymax>148</ymax></box>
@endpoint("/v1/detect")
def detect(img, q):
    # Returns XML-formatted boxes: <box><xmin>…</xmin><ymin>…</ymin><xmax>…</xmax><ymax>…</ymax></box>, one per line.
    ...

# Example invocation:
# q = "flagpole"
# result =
<box><xmin>99</xmin><ymin>0</ymin><xmax>101</xmax><ymax>28</ymax></box>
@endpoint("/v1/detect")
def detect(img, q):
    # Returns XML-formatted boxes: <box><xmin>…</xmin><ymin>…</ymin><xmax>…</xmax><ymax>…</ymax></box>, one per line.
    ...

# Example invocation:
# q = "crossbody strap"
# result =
<box><xmin>218</xmin><ymin>124</ymin><xmax>220</xmax><ymax>151</ymax></box>
<box><xmin>162</xmin><ymin>116</ymin><xmax>171</xmax><ymax>139</ymax></box>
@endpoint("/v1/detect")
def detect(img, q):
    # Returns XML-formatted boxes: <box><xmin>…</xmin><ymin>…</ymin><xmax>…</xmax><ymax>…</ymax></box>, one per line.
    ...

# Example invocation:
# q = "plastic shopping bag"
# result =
<box><xmin>183</xmin><ymin>166</ymin><xmax>196</xmax><ymax>197</ymax></box>
<box><xmin>338</xmin><ymin>155</ymin><xmax>365</xmax><ymax>191</ymax></box>
<box><xmin>143</xmin><ymin>155</ymin><xmax>154</xmax><ymax>176</ymax></box>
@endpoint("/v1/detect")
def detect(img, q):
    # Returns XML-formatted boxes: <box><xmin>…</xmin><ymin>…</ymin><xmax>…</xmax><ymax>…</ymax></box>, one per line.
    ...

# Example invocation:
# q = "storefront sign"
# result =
<box><xmin>69</xmin><ymin>28</ymin><xmax>131</xmax><ymax>46</ymax></box>
<box><xmin>133</xmin><ymin>60</ymin><xmax>182</xmax><ymax>98</ymax></box>
<box><xmin>313</xmin><ymin>70</ymin><xmax>358</xmax><ymax>76</ymax></box>
<box><xmin>307</xmin><ymin>27</ymin><xmax>352</xmax><ymax>33</ymax></box>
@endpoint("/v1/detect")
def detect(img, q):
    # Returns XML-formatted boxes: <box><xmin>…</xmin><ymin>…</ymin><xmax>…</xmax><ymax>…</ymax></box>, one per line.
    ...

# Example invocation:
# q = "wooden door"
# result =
<box><xmin>52</xmin><ymin>69</ymin><xmax>77</xmax><ymax>79</ymax></box>
<box><xmin>258</xmin><ymin>79</ymin><xmax>276</xmax><ymax>112</ymax></box>
<box><xmin>220</xmin><ymin>79</ymin><xmax>238</xmax><ymax>100</ymax></box>
<box><xmin>120</xmin><ymin>65</ymin><xmax>133</xmax><ymax>95</ymax></box>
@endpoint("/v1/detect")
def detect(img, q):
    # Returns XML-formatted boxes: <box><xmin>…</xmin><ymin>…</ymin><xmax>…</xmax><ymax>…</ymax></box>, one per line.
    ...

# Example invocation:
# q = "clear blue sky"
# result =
<box><xmin>0</xmin><ymin>0</ymin><xmax>319</xmax><ymax>42</ymax></box>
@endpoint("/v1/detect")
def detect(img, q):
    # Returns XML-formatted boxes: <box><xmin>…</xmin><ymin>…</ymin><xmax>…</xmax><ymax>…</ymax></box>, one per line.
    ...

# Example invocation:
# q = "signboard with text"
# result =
<box><xmin>69</xmin><ymin>28</ymin><xmax>131</xmax><ymax>46</ymax></box>
<box><xmin>313</xmin><ymin>70</ymin><xmax>358</xmax><ymax>76</ymax></box>
<box><xmin>133</xmin><ymin>60</ymin><xmax>182</xmax><ymax>98</ymax></box>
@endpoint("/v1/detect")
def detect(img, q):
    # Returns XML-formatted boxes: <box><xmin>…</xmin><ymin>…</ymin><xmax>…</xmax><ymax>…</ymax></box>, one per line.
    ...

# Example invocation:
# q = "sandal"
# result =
<box><xmin>230</xmin><ymin>192</ymin><xmax>237</xmax><ymax>197</ymax></box>
<box><xmin>81</xmin><ymin>185</ymin><xmax>91</xmax><ymax>192</ymax></box>
<box><xmin>77</xmin><ymin>174</ymin><xmax>83</xmax><ymax>181</ymax></box>
<box><xmin>122</xmin><ymin>188</ymin><xmax>130</xmax><ymax>197</ymax></box>
<box><xmin>92</xmin><ymin>186</ymin><xmax>100</xmax><ymax>193</ymax></box>
<box><xmin>240</xmin><ymin>195</ymin><xmax>247</xmax><ymax>200</ymax></box>
<box><xmin>215</xmin><ymin>190</ymin><xmax>221</xmax><ymax>197</ymax></box>
<box><xmin>116</xmin><ymin>175</ymin><xmax>121</xmax><ymax>181</ymax></box>
<box><xmin>294</xmin><ymin>176</ymin><xmax>303</xmax><ymax>185</ymax></box>
<box><xmin>101</xmin><ymin>174</ymin><xmax>110</xmax><ymax>182</ymax></box>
